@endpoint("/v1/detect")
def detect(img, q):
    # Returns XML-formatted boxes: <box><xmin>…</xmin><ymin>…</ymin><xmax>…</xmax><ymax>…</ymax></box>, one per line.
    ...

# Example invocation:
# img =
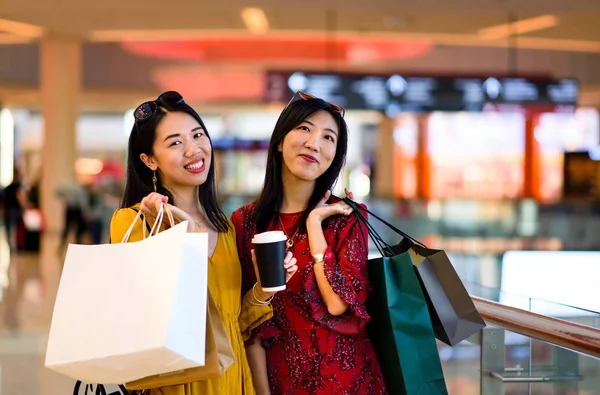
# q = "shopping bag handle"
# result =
<box><xmin>121</xmin><ymin>202</ymin><xmax>175</xmax><ymax>243</ymax></box>
<box><xmin>343</xmin><ymin>197</ymin><xmax>427</xmax><ymax>249</ymax></box>
<box><xmin>149</xmin><ymin>202</ymin><xmax>175</xmax><ymax>236</ymax></box>
<box><xmin>342</xmin><ymin>198</ymin><xmax>392</xmax><ymax>257</ymax></box>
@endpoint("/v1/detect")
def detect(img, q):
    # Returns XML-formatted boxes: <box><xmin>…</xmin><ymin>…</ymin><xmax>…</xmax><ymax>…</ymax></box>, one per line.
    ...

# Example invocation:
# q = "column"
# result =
<box><xmin>40</xmin><ymin>35</ymin><xmax>81</xmax><ymax>235</ymax></box>
<box><xmin>373</xmin><ymin>115</ymin><xmax>395</xmax><ymax>198</ymax></box>
<box><xmin>38</xmin><ymin>35</ymin><xmax>81</xmax><ymax>395</ymax></box>
<box><xmin>416</xmin><ymin>114</ymin><xmax>430</xmax><ymax>200</ymax></box>
<box><xmin>523</xmin><ymin>114</ymin><xmax>541</xmax><ymax>200</ymax></box>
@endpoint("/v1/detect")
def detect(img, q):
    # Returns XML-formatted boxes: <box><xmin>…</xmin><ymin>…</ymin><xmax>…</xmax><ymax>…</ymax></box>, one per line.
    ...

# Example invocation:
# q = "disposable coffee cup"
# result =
<box><xmin>252</xmin><ymin>231</ymin><xmax>287</xmax><ymax>292</ymax></box>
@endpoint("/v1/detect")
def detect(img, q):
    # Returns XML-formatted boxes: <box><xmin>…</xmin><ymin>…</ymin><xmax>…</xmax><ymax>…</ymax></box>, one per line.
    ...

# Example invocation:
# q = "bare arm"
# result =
<box><xmin>306</xmin><ymin>214</ymin><xmax>349</xmax><ymax>316</ymax></box>
<box><xmin>305</xmin><ymin>189</ymin><xmax>357</xmax><ymax>316</ymax></box>
<box><xmin>245</xmin><ymin>340</ymin><xmax>271</xmax><ymax>395</ymax></box>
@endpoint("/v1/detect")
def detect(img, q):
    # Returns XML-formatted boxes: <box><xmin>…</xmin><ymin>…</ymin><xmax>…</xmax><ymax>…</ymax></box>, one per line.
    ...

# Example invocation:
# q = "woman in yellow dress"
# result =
<box><xmin>109</xmin><ymin>91</ymin><xmax>298</xmax><ymax>395</ymax></box>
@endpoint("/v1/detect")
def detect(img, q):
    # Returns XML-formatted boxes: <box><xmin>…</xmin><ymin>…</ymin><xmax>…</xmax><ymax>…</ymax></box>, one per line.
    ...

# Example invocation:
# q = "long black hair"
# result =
<box><xmin>121</xmin><ymin>97</ymin><xmax>230</xmax><ymax>232</ymax></box>
<box><xmin>252</xmin><ymin>98</ymin><xmax>348</xmax><ymax>232</ymax></box>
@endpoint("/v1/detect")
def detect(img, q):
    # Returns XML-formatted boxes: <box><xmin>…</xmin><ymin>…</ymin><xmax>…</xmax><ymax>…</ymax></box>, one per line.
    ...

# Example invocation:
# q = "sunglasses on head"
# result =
<box><xmin>133</xmin><ymin>91</ymin><xmax>185</xmax><ymax>122</ymax></box>
<box><xmin>284</xmin><ymin>91</ymin><xmax>345</xmax><ymax>117</ymax></box>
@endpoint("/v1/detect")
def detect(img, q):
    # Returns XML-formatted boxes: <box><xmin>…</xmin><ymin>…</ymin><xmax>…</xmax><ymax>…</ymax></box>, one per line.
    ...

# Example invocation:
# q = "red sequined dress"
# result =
<box><xmin>231</xmin><ymin>197</ymin><xmax>387</xmax><ymax>395</ymax></box>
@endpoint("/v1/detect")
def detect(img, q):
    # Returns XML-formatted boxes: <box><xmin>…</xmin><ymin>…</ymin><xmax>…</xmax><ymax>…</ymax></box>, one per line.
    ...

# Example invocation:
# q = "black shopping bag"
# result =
<box><xmin>408</xmin><ymin>242</ymin><xmax>486</xmax><ymax>346</ymax></box>
<box><xmin>345</xmin><ymin>198</ymin><xmax>485</xmax><ymax>346</ymax></box>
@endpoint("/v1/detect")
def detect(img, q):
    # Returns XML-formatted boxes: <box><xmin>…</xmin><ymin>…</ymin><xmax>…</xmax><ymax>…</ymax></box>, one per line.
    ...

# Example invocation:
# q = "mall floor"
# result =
<box><xmin>0</xmin><ymin>230</ymin><xmax>81</xmax><ymax>394</ymax></box>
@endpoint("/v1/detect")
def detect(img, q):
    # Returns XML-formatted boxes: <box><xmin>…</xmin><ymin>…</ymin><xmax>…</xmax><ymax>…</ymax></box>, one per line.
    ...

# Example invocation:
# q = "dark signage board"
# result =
<box><xmin>265</xmin><ymin>71</ymin><xmax>578</xmax><ymax>114</ymax></box>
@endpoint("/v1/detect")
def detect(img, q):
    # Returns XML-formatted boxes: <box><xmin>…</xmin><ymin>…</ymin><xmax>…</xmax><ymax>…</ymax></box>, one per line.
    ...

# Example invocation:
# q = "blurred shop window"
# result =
<box><xmin>535</xmin><ymin>108</ymin><xmax>600</xmax><ymax>202</ymax></box>
<box><xmin>393</xmin><ymin>114</ymin><xmax>418</xmax><ymax>198</ymax></box>
<box><xmin>428</xmin><ymin>112</ymin><xmax>526</xmax><ymax>199</ymax></box>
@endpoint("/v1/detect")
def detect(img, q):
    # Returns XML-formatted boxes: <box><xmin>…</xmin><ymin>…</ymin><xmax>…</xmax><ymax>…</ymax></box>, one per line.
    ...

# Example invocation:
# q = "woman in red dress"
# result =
<box><xmin>231</xmin><ymin>92</ymin><xmax>387</xmax><ymax>395</ymax></box>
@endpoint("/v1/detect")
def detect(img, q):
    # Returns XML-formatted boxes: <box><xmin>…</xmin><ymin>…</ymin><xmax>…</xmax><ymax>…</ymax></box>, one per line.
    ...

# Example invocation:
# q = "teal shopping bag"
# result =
<box><xmin>345</xmin><ymin>199</ymin><xmax>448</xmax><ymax>395</ymax></box>
<box><xmin>367</xmin><ymin>253</ymin><xmax>448</xmax><ymax>395</ymax></box>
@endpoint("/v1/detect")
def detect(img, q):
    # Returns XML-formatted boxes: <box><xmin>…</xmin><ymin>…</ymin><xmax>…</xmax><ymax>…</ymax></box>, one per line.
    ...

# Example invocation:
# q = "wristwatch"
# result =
<box><xmin>312</xmin><ymin>253</ymin><xmax>325</xmax><ymax>264</ymax></box>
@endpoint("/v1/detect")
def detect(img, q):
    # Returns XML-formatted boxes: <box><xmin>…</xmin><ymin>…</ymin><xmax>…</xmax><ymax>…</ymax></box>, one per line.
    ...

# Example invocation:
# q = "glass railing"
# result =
<box><xmin>462</xmin><ymin>283</ymin><xmax>600</xmax><ymax>329</ymax></box>
<box><xmin>438</xmin><ymin>295</ymin><xmax>600</xmax><ymax>395</ymax></box>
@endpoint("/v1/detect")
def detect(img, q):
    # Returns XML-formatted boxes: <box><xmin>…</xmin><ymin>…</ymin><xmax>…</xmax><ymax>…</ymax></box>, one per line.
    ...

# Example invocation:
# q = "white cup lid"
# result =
<box><xmin>252</xmin><ymin>231</ymin><xmax>287</xmax><ymax>244</ymax></box>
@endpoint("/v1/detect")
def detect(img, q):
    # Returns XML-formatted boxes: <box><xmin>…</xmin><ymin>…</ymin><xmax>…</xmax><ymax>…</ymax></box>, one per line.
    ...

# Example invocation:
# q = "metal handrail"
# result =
<box><xmin>472</xmin><ymin>296</ymin><xmax>600</xmax><ymax>359</ymax></box>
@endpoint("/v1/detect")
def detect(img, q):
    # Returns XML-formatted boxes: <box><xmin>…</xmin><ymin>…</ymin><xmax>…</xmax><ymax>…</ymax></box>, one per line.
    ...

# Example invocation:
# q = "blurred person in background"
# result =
<box><xmin>0</xmin><ymin>169</ymin><xmax>28</xmax><ymax>251</ymax></box>
<box><xmin>57</xmin><ymin>179</ymin><xmax>89</xmax><ymax>249</ymax></box>
<box><xmin>85</xmin><ymin>182</ymin><xmax>104</xmax><ymax>244</ymax></box>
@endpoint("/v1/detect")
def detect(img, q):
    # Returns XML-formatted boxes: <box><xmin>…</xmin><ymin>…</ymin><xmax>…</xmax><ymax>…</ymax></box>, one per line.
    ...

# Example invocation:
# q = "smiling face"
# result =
<box><xmin>140</xmin><ymin>111</ymin><xmax>212</xmax><ymax>190</ymax></box>
<box><xmin>280</xmin><ymin>109</ymin><xmax>339</xmax><ymax>183</ymax></box>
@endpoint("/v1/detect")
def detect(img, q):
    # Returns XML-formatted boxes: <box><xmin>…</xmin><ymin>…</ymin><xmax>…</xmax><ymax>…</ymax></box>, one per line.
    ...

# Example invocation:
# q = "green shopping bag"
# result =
<box><xmin>345</xmin><ymin>199</ymin><xmax>448</xmax><ymax>395</ymax></box>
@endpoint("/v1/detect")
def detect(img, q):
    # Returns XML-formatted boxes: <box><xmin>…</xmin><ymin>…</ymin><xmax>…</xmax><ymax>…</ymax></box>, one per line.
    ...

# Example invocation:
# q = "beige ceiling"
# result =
<box><xmin>0</xmin><ymin>1</ymin><xmax>599</xmax><ymax>51</ymax></box>
<box><xmin>2</xmin><ymin>1</ymin><xmax>600</xmax><ymax>108</ymax></box>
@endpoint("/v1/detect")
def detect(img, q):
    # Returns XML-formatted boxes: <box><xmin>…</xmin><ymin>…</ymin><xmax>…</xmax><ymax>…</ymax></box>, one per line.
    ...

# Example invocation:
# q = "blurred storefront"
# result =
<box><xmin>1</xmin><ymin>72</ymin><xmax>598</xmax><ymax>268</ymax></box>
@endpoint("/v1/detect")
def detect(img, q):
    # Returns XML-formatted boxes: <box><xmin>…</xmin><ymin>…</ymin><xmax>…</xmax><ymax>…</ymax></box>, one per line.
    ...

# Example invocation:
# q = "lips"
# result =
<box><xmin>184</xmin><ymin>158</ymin><xmax>205</xmax><ymax>173</ymax></box>
<box><xmin>299</xmin><ymin>154</ymin><xmax>318</xmax><ymax>163</ymax></box>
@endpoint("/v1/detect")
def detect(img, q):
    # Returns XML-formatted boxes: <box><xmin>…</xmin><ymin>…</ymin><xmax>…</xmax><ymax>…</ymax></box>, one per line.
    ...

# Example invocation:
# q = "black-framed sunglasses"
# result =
<box><xmin>284</xmin><ymin>91</ymin><xmax>346</xmax><ymax>117</ymax></box>
<box><xmin>133</xmin><ymin>91</ymin><xmax>185</xmax><ymax>122</ymax></box>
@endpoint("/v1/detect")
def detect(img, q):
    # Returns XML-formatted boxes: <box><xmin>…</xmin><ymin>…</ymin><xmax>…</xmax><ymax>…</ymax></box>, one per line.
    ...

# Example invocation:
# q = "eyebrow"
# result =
<box><xmin>303</xmin><ymin>120</ymin><xmax>338</xmax><ymax>136</ymax></box>
<box><xmin>163</xmin><ymin>126</ymin><xmax>204</xmax><ymax>142</ymax></box>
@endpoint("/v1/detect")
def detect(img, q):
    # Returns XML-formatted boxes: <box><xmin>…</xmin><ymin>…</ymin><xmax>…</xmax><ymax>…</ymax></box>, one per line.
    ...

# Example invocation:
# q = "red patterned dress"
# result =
<box><xmin>231</xmin><ymin>197</ymin><xmax>387</xmax><ymax>395</ymax></box>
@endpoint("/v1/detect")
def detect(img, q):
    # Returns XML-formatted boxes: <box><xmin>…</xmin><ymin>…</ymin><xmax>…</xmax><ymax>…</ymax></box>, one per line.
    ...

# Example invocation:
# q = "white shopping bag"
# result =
<box><xmin>45</xmin><ymin>205</ymin><xmax>209</xmax><ymax>384</ymax></box>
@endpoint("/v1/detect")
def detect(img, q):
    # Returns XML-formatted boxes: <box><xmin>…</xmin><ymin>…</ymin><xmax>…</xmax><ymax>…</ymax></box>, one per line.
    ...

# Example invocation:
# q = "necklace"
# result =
<box><xmin>278</xmin><ymin>215</ymin><xmax>301</xmax><ymax>249</ymax></box>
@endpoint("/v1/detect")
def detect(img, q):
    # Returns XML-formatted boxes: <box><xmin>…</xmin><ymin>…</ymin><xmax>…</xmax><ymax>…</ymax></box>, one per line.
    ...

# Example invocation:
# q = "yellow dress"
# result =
<box><xmin>110</xmin><ymin>206</ymin><xmax>272</xmax><ymax>395</ymax></box>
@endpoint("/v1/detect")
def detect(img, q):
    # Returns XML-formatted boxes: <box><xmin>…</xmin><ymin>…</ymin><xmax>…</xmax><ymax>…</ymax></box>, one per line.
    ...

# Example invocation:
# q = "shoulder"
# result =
<box><xmin>327</xmin><ymin>195</ymin><xmax>368</xmax><ymax>230</ymax></box>
<box><xmin>111</xmin><ymin>205</ymin><xmax>141</xmax><ymax>223</ymax></box>
<box><xmin>220</xmin><ymin>220</ymin><xmax>237</xmax><ymax>240</ymax></box>
<box><xmin>110</xmin><ymin>205</ymin><xmax>144</xmax><ymax>243</ymax></box>
<box><xmin>231</xmin><ymin>202</ymin><xmax>255</xmax><ymax>225</ymax></box>
<box><xmin>110</xmin><ymin>205</ymin><xmax>142</xmax><ymax>227</ymax></box>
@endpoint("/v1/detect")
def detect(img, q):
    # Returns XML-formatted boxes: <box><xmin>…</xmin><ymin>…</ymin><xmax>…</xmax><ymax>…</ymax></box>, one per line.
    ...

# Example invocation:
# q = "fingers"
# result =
<box><xmin>154</xmin><ymin>193</ymin><xmax>167</xmax><ymax>212</ymax></box>
<box><xmin>338</xmin><ymin>202</ymin><xmax>353</xmax><ymax>216</ymax></box>
<box><xmin>285</xmin><ymin>264</ymin><xmax>298</xmax><ymax>283</ymax></box>
<box><xmin>344</xmin><ymin>188</ymin><xmax>355</xmax><ymax>201</ymax></box>
<box><xmin>140</xmin><ymin>192</ymin><xmax>168</xmax><ymax>216</ymax></box>
<box><xmin>283</xmin><ymin>251</ymin><xmax>297</xmax><ymax>271</ymax></box>
<box><xmin>283</xmin><ymin>251</ymin><xmax>294</xmax><ymax>265</ymax></box>
<box><xmin>284</xmin><ymin>256</ymin><xmax>297</xmax><ymax>270</ymax></box>
<box><xmin>285</xmin><ymin>258</ymin><xmax>298</xmax><ymax>283</ymax></box>
<box><xmin>319</xmin><ymin>190</ymin><xmax>332</xmax><ymax>204</ymax></box>
<box><xmin>286</xmin><ymin>263</ymin><xmax>298</xmax><ymax>273</ymax></box>
<box><xmin>281</xmin><ymin>251</ymin><xmax>297</xmax><ymax>283</ymax></box>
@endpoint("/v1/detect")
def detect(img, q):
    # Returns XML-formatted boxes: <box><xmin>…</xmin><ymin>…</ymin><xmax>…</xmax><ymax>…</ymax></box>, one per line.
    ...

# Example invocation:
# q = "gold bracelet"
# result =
<box><xmin>252</xmin><ymin>283</ymin><xmax>274</xmax><ymax>305</ymax></box>
<box><xmin>246</xmin><ymin>292</ymin><xmax>267</xmax><ymax>307</ymax></box>
<box><xmin>312</xmin><ymin>253</ymin><xmax>325</xmax><ymax>264</ymax></box>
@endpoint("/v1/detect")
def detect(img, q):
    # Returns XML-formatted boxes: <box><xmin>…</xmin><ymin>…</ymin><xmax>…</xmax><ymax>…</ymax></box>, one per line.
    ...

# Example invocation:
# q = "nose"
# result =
<box><xmin>184</xmin><ymin>142</ymin><xmax>201</xmax><ymax>158</ymax></box>
<box><xmin>304</xmin><ymin>133</ymin><xmax>320</xmax><ymax>153</ymax></box>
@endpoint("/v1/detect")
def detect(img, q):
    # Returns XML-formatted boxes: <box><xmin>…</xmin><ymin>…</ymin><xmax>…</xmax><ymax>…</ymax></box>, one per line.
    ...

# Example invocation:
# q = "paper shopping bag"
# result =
<box><xmin>126</xmin><ymin>290</ymin><xmax>236</xmax><ymax>389</ymax></box>
<box><xmin>408</xmin><ymin>245</ymin><xmax>486</xmax><ymax>346</ymax></box>
<box><xmin>45</xmin><ymin>211</ymin><xmax>210</xmax><ymax>384</ymax></box>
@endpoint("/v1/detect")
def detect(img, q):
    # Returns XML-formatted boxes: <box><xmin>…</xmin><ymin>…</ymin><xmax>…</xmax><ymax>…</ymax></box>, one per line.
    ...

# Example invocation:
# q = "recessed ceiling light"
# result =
<box><xmin>241</xmin><ymin>8</ymin><xmax>269</xmax><ymax>35</ymax></box>
<box><xmin>478</xmin><ymin>15</ymin><xmax>559</xmax><ymax>41</ymax></box>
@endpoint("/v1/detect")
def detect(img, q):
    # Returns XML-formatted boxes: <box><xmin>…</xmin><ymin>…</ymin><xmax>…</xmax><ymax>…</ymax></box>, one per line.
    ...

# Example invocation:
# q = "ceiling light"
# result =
<box><xmin>241</xmin><ymin>8</ymin><xmax>269</xmax><ymax>35</ymax></box>
<box><xmin>478</xmin><ymin>15</ymin><xmax>559</xmax><ymax>41</ymax></box>
<box><xmin>0</xmin><ymin>18</ymin><xmax>44</xmax><ymax>38</ymax></box>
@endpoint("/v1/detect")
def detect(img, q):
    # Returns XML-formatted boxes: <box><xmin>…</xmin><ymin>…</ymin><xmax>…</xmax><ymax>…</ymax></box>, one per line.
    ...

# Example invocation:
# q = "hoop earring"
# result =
<box><xmin>152</xmin><ymin>171</ymin><xmax>157</xmax><ymax>192</ymax></box>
